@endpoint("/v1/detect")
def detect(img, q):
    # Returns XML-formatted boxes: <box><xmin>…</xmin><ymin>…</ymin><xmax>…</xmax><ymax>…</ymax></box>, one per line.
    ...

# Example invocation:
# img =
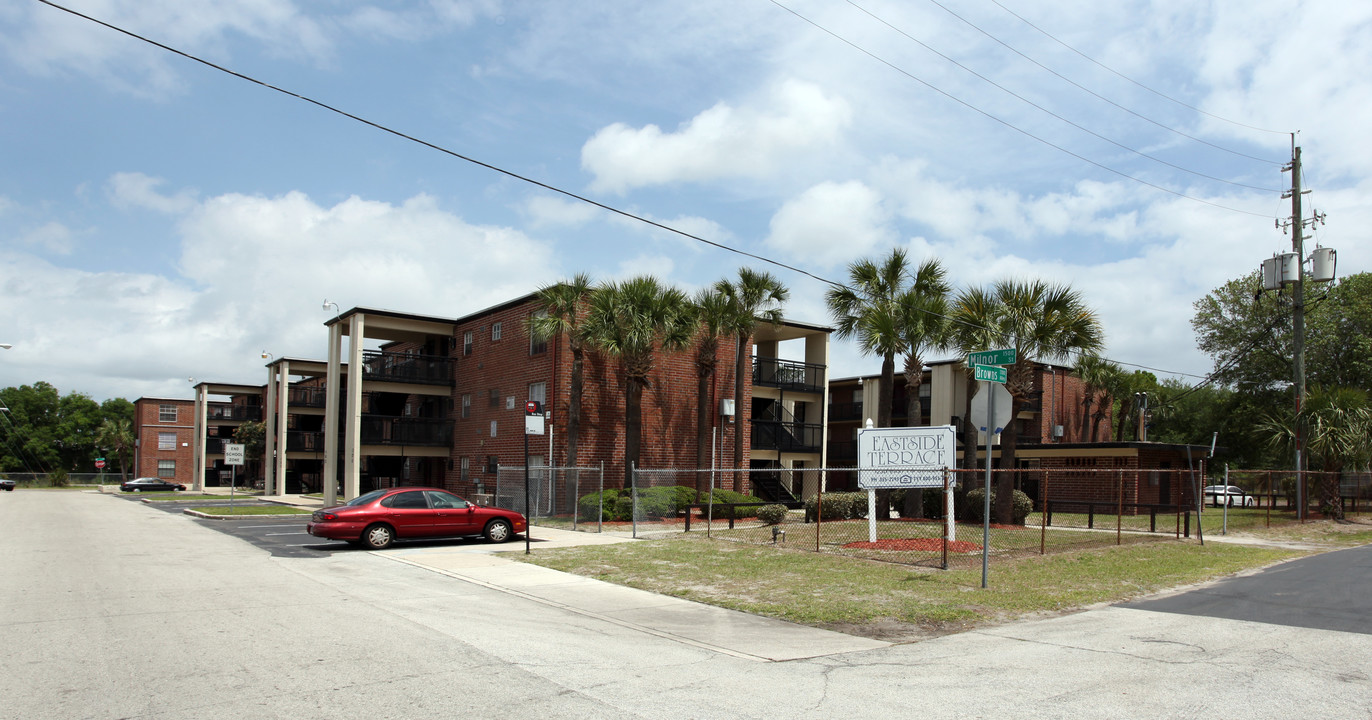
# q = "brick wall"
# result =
<box><xmin>132</xmin><ymin>398</ymin><xmax>195</xmax><ymax>485</ymax></box>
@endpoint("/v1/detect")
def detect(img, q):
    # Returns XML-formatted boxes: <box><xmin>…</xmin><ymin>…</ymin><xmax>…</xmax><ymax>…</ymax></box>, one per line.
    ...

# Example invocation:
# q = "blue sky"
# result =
<box><xmin>1</xmin><ymin>0</ymin><xmax>1368</xmax><ymax>402</ymax></box>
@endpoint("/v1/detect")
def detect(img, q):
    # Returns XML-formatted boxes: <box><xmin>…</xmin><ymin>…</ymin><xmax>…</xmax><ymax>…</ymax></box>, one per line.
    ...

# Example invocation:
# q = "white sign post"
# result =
<box><xmin>224</xmin><ymin>442</ymin><xmax>245</xmax><ymax>506</ymax></box>
<box><xmin>969</xmin><ymin>348</ymin><xmax>1014</xmax><ymax>589</ymax></box>
<box><xmin>856</xmin><ymin>425</ymin><xmax>958</xmax><ymax>543</ymax></box>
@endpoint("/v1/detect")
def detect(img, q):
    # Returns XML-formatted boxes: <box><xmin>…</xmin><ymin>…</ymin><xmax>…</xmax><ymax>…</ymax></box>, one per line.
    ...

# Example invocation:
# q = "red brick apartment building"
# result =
<box><xmin>260</xmin><ymin>297</ymin><xmax>831</xmax><ymax>508</ymax></box>
<box><xmin>131</xmin><ymin>398</ymin><xmax>196</xmax><ymax>483</ymax></box>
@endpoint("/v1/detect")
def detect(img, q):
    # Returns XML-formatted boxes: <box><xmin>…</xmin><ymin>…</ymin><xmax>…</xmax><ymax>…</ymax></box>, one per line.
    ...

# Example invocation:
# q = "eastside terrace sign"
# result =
<box><xmin>856</xmin><ymin>425</ymin><xmax>958</xmax><ymax>490</ymax></box>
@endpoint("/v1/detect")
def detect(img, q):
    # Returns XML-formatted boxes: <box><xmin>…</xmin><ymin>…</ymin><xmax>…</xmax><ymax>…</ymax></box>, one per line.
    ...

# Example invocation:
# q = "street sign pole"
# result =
<box><xmin>983</xmin><ymin>382</ymin><xmax>993</xmax><ymax>589</ymax></box>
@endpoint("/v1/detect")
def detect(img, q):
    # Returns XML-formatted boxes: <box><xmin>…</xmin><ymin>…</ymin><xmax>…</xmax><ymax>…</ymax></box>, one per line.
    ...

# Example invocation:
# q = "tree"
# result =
<box><xmin>233</xmin><ymin>420</ymin><xmax>267</xmax><ymax>484</ymax></box>
<box><xmin>1073</xmin><ymin>354</ymin><xmax>1117</xmax><ymax>442</ymax></box>
<box><xmin>580</xmin><ymin>276</ymin><xmax>695</xmax><ymax>487</ymax></box>
<box><xmin>896</xmin><ymin>258</ymin><xmax>951</xmax><ymax>517</ymax></box>
<box><xmin>1262</xmin><ymin>386</ymin><xmax>1372</xmax><ymax>521</ymax></box>
<box><xmin>950</xmin><ymin>280</ymin><xmax>1104</xmax><ymax>523</ymax></box>
<box><xmin>94</xmin><ymin>418</ymin><xmax>135</xmax><ymax>483</ymax></box>
<box><xmin>527</xmin><ymin>274</ymin><xmax>595</xmax><ymax>503</ymax></box>
<box><xmin>715</xmin><ymin>268</ymin><xmax>789</xmax><ymax>478</ymax></box>
<box><xmin>689</xmin><ymin>287</ymin><xmax>733</xmax><ymax>496</ymax></box>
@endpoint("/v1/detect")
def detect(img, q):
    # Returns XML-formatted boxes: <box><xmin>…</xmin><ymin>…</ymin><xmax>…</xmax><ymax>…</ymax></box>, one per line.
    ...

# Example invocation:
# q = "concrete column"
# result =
<box><xmin>263</xmin><ymin>366</ymin><xmax>278</xmax><ymax>495</ymax></box>
<box><xmin>324</xmin><ymin>323</ymin><xmax>342</xmax><ymax>507</ymax></box>
<box><xmin>344</xmin><ymin>313</ymin><xmax>365</xmax><ymax>501</ymax></box>
<box><xmin>193</xmin><ymin>386</ymin><xmax>208</xmax><ymax>492</ymax></box>
<box><xmin>274</xmin><ymin>360</ymin><xmax>289</xmax><ymax>497</ymax></box>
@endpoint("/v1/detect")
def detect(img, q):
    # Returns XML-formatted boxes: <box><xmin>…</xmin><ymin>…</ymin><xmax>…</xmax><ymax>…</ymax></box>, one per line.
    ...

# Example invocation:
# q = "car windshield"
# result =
<box><xmin>345</xmin><ymin>489</ymin><xmax>389</xmax><ymax>506</ymax></box>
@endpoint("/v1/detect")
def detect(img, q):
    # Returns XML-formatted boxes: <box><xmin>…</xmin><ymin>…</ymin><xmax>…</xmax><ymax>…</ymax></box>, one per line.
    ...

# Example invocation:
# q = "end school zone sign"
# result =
<box><xmin>856</xmin><ymin>425</ymin><xmax>957</xmax><ymax>490</ymax></box>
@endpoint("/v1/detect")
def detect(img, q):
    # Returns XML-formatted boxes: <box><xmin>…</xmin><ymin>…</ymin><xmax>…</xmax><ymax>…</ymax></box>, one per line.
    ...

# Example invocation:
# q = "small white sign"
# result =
<box><xmin>224</xmin><ymin>443</ymin><xmax>245</xmax><ymax>466</ymax></box>
<box><xmin>856</xmin><ymin>425</ymin><xmax>957</xmax><ymax>489</ymax></box>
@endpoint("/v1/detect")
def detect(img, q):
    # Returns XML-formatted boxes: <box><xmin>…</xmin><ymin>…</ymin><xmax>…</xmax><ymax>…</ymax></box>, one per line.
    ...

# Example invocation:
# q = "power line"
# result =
<box><xmin>875</xmin><ymin>0</ymin><xmax>1285</xmax><ymax>166</ymax></box>
<box><xmin>987</xmin><ymin>0</ymin><xmax>1290</xmax><ymax>137</ymax></box>
<box><xmin>765</xmin><ymin>0</ymin><xmax>1277</xmax><ymax>218</ymax></box>
<box><xmin>35</xmin><ymin>0</ymin><xmax>1240</xmax><ymax>388</ymax></box>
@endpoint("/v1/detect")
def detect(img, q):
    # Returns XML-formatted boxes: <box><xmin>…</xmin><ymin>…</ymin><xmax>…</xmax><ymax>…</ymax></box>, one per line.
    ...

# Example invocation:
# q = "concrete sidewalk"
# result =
<box><xmin>377</xmin><ymin>526</ymin><xmax>891</xmax><ymax>662</ymax></box>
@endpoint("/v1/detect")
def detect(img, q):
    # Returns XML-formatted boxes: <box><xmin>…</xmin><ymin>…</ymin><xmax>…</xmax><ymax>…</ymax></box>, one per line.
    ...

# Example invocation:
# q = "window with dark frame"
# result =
<box><xmin>492</xmin><ymin>322</ymin><xmax>502</xmax><ymax>341</ymax></box>
<box><xmin>529</xmin><ymin>310</ymin><xmax>548</xmax><ymax>355</ymax></box>
<box><xmin>159</xmin><ymin>404</ymin><xmax>177</xmax><ymax>422</ymax></box>
<box><xmin>489</xmin><ymin>388</ymin><xmax>499</xmax><ymax>407</ymax></box>
<box><xmin>461</xmin><ymin>394</ymin><xmax>471</xmax><ymax>419</ymax></box>
<box><xmin>463</xmin><ymin>330</ymin><xmax>473</xmax><ymax>356</ymax></box>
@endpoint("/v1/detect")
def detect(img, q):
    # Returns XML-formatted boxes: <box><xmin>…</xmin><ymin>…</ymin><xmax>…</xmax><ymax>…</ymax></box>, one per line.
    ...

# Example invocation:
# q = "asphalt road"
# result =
<box><xmin>4</xmin><ymin>490</ymin><xmax>1371</xmax><ymax>719</ymax></box>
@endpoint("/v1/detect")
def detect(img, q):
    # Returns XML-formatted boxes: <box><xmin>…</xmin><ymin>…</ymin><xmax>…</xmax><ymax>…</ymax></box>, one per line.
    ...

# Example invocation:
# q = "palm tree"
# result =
<box><xmin>580</xmin><ymin>276</ymin><xmax>695</xmax><ymax>487</ymax></box>
<box><xmin>1263</xmin><ymin>386</ymin><xmax>1372</xmax><ymax>521</ymax></box>
<box><xmin>948</xmin><ymin>285</ymin><xmax>1002</xmax><ymax>477</ymax></box>
<box><xmin>951</xmin><ymin>280</ymin><xmax>1104</xmax><ymax>523</ymax></box>
<box><xmin>689</xmin><ymin>288</ymin><xmax>733</xmax><ymax>496</ymax></box>
<box><xmin>94</xmin><ymin>418</ymin><xmax>134</xmax><ymax>483</ymax></box>
<box><xmin>527</xmin><ymin>274</ymin><xmax>594</xmax><ymax>484</ymax></box>
<box><xmin>896</xmin><ymin>258</ymin><xmax>952</xmax><ymax>517</ymax></box>
<box><xmin>827</xmin><ymin>249</ymin><xmax>918</xmax><ymax>519</ymax></box>
<box><xmin>1074</xmin><ymin>354</ymin><xmax>1118</xmax><ymax>442</ymax></box>
<box><xmin>715</xmin><ymin>268</ymin><xmax>789</xmax><ymax>480</ymax></box>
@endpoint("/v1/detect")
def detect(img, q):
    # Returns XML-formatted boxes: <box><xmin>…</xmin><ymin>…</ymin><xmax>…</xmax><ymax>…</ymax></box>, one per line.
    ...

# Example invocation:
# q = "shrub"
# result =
<box><xmin>49</xmin><ymin>468</ymin><xmax>69</xmax><ymax>488</ymax></box>
<box><xmin>577</xmin><ymin>486</ymin><xmax>764</xmax><ymax>521</ymax></box>
<box><xmin>964</xmin><ymin>488</ymin><xmax>1034</xmax><ymax>524</ymax></box>
<box><xmin>756</xmin><ymin>504</ymin><xmax>789</xmax><ymax>525</ymax></box>
<box><xmin>804</xmin><ymin>491</ymin><xmax>870</xmax><ymax>521</ymax></box>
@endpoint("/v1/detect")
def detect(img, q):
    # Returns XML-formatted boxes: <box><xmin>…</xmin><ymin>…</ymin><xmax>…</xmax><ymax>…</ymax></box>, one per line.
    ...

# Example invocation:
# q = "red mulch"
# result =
<box><xmin>842</xmin><ymin>538</ymin><xmax>983</xmax><ymax>553</ymax></box>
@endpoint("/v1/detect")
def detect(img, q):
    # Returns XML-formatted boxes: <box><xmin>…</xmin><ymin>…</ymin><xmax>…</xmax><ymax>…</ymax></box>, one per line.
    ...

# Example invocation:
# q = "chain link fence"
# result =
<box><xmin>1223</xmin><ymin>469</ymin><xmax>1370</xmax><ymax>521</ymax></box>
<box><xmin>494</xmin><ymin>464</ymin><xmax>605</xmax><ymax>531</ymax></box>
<box><xmin>0</xmin><ymin>472</ymin><xmax>120</xmax><ymax>488</ymax></box>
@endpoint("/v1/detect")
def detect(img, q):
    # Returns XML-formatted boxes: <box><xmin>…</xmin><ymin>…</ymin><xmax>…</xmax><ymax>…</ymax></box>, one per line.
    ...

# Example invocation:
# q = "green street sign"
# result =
<box><xmin>973</xmin><ymin>364</ymin><xmax>1007</xmax><ymax>384</ymax></box>
<box><xmin>968</xmin><ymin>348</ymin><xmax>1016</xmax><ymax>366</ymax></box>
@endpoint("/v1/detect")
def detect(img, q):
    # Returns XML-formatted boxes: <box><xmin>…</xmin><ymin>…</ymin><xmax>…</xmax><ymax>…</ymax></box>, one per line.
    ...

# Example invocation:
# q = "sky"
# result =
<box><xmin>1</xmin><ymin>0</ymin><xmax>1368</xmax><ymax>403</ymax></box>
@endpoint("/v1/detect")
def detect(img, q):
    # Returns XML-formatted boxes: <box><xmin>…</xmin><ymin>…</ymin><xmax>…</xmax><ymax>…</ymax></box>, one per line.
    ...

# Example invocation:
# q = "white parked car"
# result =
<box><xmin>1204</xmin><ymin>485</ymin><xmax>1255</xmax><ymax>507</ymax></box>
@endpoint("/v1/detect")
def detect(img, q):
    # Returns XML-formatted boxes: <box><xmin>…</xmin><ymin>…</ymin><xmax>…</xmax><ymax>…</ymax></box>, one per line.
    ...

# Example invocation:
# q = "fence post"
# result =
<box><xmin>631</xmin><ymin>461</ymin><xmax>638</xmax><ymax>539</ymax></box>
<box><xmin>1039</xmin><ymin>469</ymin><xmax>1047</xmax><ymax>555</ymax></box>
<box><xmin>1116</xmin><ymin>470</ymin><xmax>1123</xmax><ymax>546</ymax></box>
<box><xmin>943</xmin><ymin>470</ymin><xmax>950</xmax><ymax>569</ymax></box>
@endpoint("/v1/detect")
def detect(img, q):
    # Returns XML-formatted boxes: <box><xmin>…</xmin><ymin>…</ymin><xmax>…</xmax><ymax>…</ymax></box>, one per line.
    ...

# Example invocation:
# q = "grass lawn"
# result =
<box><xmin>188</xmin><ymin>504</ymin><xmax>313</xmax><ymax>516</ymax></box>
<box><xmin>136</xmin><ymin>493</ymin><xmax>261</xmax><ymax>502</ymax></box>
<box><xmin>519</xmin><ymin>517</ymin><xmax>1370</xmax><ymax>642</ymax></box>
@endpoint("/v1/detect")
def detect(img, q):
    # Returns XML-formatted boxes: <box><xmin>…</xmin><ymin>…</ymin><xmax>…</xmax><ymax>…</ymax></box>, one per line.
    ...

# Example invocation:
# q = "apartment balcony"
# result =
<box><xmin>207</xmin><ymin>405</ymin><xmax>262</xmax><ymax>421</ymax></box>
<box><xmin>360</xmin><ymin>416</ymin><xmax>453</xmax><ymax>447</ymax></box>
<box><xmin>205</xmin><ymin>437</ymin><xmax>226</xmax><ymax>454</ymax></box>
<box><xmin>287</xmin><ymin>386</ymin><xmax>328</xmax><ymax>408</ymax></box>
<box><xmin>751</xmin><ymin>420</ymin><xmax>824</xmax><ymax>453</ymax></box>
<box><xmin>752</xmin><ymin>358</ymin><xmax>825</xmax><ymax>394</ymax></box>
<box><xmin>286</xmin><ymin>431</ymin><xmax>325</xmax><ymax>453</ymax></box>
<box><xmin>361</xmin><ymin>350</ymin><xmax>453</xmax><ymax>386</ymax></box>
<box><xmin>829</xmin><ymin>440</ymin><xmax>857</xmax><ymax>464</ymax></box>
<box><xmin>829</xmin><ymin>401</ymin><xmax>862</xmax><ymax>422</ymax></box>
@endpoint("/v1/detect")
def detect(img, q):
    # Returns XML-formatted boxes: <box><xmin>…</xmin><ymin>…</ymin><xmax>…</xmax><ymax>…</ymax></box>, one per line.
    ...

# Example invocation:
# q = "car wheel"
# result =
<box><xmin>362</xmin><ymin>523</ymin><xmax>395</xmax><ymax>550</ymax></box>
<box><xmin>484</xmin><ymin>519</ymin><xmax>513</xmax><ymax>543</ymax></box>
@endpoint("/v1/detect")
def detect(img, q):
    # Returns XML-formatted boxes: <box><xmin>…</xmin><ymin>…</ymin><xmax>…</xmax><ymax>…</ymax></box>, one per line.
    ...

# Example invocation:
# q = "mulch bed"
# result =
<box><xmin>841</xmin><ymin>538</ymin><xmax>983</xmax><ymax>553</ymax></box>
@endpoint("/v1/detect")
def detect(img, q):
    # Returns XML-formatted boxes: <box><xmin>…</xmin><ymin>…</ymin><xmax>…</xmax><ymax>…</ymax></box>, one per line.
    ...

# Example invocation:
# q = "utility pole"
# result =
<box><xmin>1287</xmin><ymin>145</ymin><xmax>1307</xmax><ymax>521</ymax></box>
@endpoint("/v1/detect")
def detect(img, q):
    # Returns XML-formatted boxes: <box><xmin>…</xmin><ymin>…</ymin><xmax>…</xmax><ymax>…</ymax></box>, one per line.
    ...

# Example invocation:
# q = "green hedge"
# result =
<box><xmin>963</xmin><ymin>488</ymin><xmax>1034</xmax><ymax>524</ymax></box>
<box><xmin>578</xmin><ymin>486</ymin><xmax>765</xmax><ymax>522</ymax></box>
<box><xmin>803</xmin><ymin>491</ymin><xmax>871</xmax><ymax>521</ymax></box>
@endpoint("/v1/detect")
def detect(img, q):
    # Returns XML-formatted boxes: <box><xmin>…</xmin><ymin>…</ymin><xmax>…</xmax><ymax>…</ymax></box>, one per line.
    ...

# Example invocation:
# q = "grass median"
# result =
<box><xmin>517</xmin><ymin>526</ymin><xmax>1344</xmax><ymax>642</ymax></box>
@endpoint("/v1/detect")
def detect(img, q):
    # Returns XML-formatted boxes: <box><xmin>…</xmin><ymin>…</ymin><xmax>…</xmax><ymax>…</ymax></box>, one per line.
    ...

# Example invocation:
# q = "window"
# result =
<box><xmin>529</xmin><ymin>310</ymin><xmax>548</xmax><ymax>355</ymax></box>
<box><xmin>157</xmin><ymin>460</ymin><xmax>176</xmax><ymax>478</ymax></box>
<box><xmin>157</xmin><ymin>432</ymin><xmax>176</xmax><ymax>451</ymax></box>
<box><xmin>159</xmin><ymin>404</ymin><xmax>177</xmax><ymax>422</ymax></box>
<box><xmin>463</xmin><ymin>330</ymin><xmax>473</xmax><ymax>356</ymax></box>
<box><xmin>381</xmin><ymin>491</ymin><xmax>428</xmax><ymax>509</ymax></box>
<box><xmin>489</xmin><ymin>389</ymin><xmax>500</xmax><ymax>407</ymax></box>
<box><xmin>528</xmin><ymin>381</ymin><xmax>547</xmax><ymax>406</ymax></box>
<box><xmin>492</xmin><ymin>322</ymin><xmax>503</xmax><ymax>341</ymax></box>
<box><xmin>489</xmin><ymin>420</ymin><xmax>498</xmax><ymax>437</ymax></box>
<box><xmin>486</xmin><ymin>455</ymin><xmax>498</xmax><ymax>474</ymax></box>
<box><xmin>460</xmin><ymin>457</ymin><xmax>470</xmax><ymax>482</ymax></box>
<box><xmin>461</xmin><ymin>394</ymin><xmax>472</xmax><ymax>419</ymax></box>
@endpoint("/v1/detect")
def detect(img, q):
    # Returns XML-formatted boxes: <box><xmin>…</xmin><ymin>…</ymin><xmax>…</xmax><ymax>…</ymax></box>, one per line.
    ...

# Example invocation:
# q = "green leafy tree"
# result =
<box><xmin>1261</xmin><ymin>386</ymin><xmax>1372</xmax><ymax>520</ymax></box>
<box><xmin>689</xmin><ymin>287</ymin><xmax>734</xmax><ymax>495</ymax></box>
<box><xmin>527</xmin><ymin>274</ymin><xmax>595</xmax><ymax>507</ymax></box>
<box><xmin>950</xmin><ymin>280</ymin><xmax>1104</xmax><ymax>523</ymax></box>
<box><xmin>581</xmin><ymin>276</ymin><xmax>695</xmax><ymax>486</ymax></box>
<box><xmin>94</xmin><ymin>418</ymin><xmax>135</xmax><ymax>483</ymax></box>
<box><xmin>715</xmin><ymin>267</ymin><xmax>789</xmax><ymax>474</ymax></box>
<box><xmin>896</xmin><ymin>257</ymin><xmax>951</xmax><ymax>517</ymax></box>
<box><xmin>233</xmin><ymin>420</ymin><xmax>267</xmax><ymax>483</ymax></box>
<box><xmin>1073</xmin><ymin>354</ymin><xmax>1118</xmax><ymax>443</ymax></box>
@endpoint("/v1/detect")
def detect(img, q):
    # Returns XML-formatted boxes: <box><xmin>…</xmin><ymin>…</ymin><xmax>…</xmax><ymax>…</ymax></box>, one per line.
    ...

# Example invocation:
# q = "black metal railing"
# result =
<box><xmin>205</xmin><ymin>437</ymin><xmax>226</xmax><ymax>454</ymax></box>
<box><xmin>287</xmin><ymin>386</ymin><xmax>327</xmax><ymax>408</ymax></box>
<box><xmin>359</xmin><ymin>416</ymin><xmax>453</xmax><ymax>446</ymax></box>
<box><xmin>829</xmin><ymin>401</ymin><xmax>862</xmax><ymax>421</ymax></box>
<box><xmin>752</xmin><ymin>358</ymin><xmax>825</xmax><ymax>393</ymax></box>
<box><xmin>829</xmin><ymin>440</ymin><xmax>857</xmax><ymax>463</ymax></box>
<box><xmin>286</xmin><ymin>431</ymin><xmax>325</xmax><ymax>452</ymax></box>
<box><xmin>750</xmin><ymin>420</ymin><xmax>824</xmax><ymax>452</ymax></box>
<box><xmin>207</xmin><ymin>405</ymin><xmax>262</xmax><ymax>421</ymax></box>
<box><xmin>361</xmin><ymin>350</ymin><xmax>452</xmax><ymax>386</ymax></box>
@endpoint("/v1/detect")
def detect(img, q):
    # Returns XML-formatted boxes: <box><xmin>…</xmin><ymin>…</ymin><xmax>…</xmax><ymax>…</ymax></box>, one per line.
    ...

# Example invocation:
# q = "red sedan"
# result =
<box><xmin>307</xmin><ymin>486</ymin><xmax>527</xmax><ymax>550</ymax></box>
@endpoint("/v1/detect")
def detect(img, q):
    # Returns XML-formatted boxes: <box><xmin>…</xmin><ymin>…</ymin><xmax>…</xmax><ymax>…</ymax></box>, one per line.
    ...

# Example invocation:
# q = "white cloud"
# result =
<box><xmin>107</xmin><ymin>172</ymin><xmax>198</xmax><ymax>214</ymax></box>
<box><xmin>18</xmin><ymin>222</ymin><xmax>77</xmax><ymax>255</ymax></box>
<box><xmin>581</xmin><ymin>79</ymin><xmax>852</xmax><ymax>194</ymax></box>
<box><xmin>764</xmin><ymin>181</ymin><xmax>892</xmax><ymax>269</ymax></box>
<box><xmin>521</xmin><ymin>194</ymin><xmax>600</xmax><ymax>228</ymax></box>
<box><xmin>0</xmin><ymin>184</ymin><xmax>558</xmax><ymax>400</ymax></box>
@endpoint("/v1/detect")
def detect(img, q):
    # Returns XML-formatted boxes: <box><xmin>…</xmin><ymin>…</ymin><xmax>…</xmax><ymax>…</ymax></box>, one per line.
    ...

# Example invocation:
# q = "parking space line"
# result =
<box><xmin>265</xmin><ymin>532</ymin><xmax>310</xmax><ymax>536</ymax></box>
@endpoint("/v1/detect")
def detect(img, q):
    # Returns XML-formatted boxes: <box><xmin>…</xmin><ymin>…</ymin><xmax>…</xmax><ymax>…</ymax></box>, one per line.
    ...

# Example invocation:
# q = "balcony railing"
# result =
<box><xmin>287</xmin><ymin>386</ymin><xmax>328</xmax><ymax>408</ymax></box>
<box><xmin>752</xmin><ymin>358</ymin><xmax>825</xmax><ymax>393</ymax></box>
<box><xmin>286</xmin><ymin>431</ymin><xmax>325</xmax><ymax>453</ymax></box>
<box><xmin>751</xmin><ymin>420</ymin><xmax>824</xmax><ymax>453</ymax></box>
<box><xmin>361</xmin><ymin>350</ymin><xmax>452</xmax><ymax>386</ymax></box>
<box><xmin>830</xmin><ymin>439</ymin><xmax>857</xmax><ymax>462</ymax></box>
<box><xmin>207</xmin><ymin>405</ymin><xmax>262</xmax><ymax>421</ymax></box>
<box><xmin>360</xmin><ymin>416</ymin><xmax>453</xmax><ymax>447</ymax></box>
<box><xmin>205</xmin><ymin>437</ymin><xmax>226</xmax><ymax>454</ymax></box>
<box><xmin>829</xmin><ymin>401</ymin><xmax>862</xmax><ymax>422</ymax></box>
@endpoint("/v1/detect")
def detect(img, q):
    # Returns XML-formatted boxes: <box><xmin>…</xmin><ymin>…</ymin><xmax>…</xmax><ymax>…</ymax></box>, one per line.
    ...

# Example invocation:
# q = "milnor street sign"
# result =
<box><xmin>973</xmin><ymin>363</ymin><xmax>1007</xmax><ymax>384</ymax></box>
<box><xmin>968</xmin><ymin>348</ymin><xmax>1016</xmax><ymax>366</ymax></box>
